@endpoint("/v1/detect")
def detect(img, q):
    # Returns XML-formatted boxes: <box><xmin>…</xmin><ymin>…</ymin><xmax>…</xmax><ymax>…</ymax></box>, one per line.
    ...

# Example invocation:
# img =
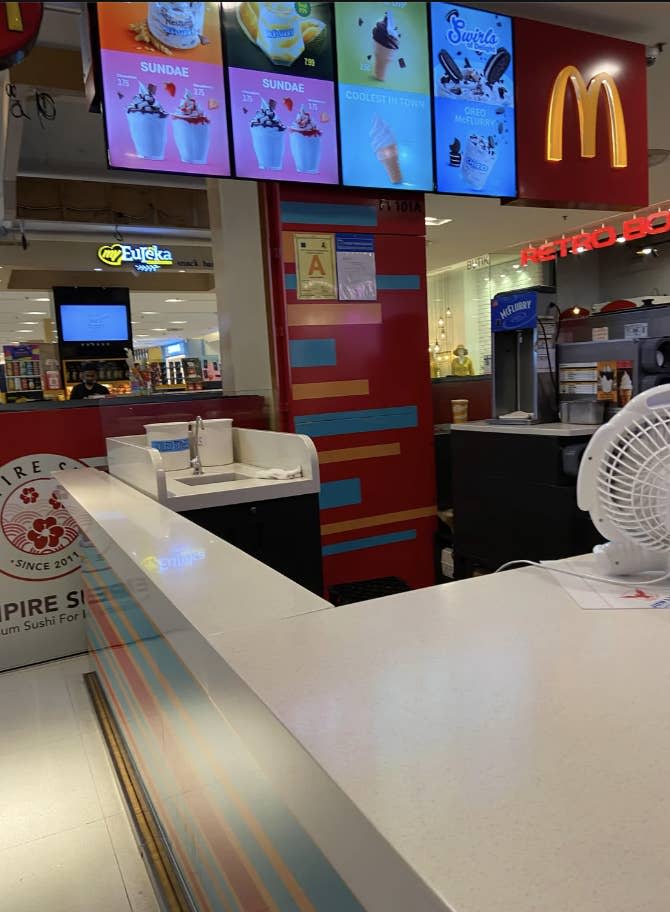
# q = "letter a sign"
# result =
<box><xmin>294</xmin><ymin>234</ymin><xmax>337</xmax><ymax>300</ymax></box>
<box><xmin>511</xmin><ymin>18</ymin><xmax>648</xmax><ymax>210</ymax></box>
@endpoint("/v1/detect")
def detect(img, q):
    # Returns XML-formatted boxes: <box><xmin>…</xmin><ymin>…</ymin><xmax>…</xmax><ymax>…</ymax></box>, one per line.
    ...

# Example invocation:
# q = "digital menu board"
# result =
<box><xmin>96</xmin><ymin>2</ymin><xmax>230</xmax><ymax>176</ymax></box>
<box><xmin>335</xmin><ymin>3</ymin><xmax>433</xmax><ymax>191</ymax></box>
<box><xmin>430</xmin><ymin>3</ymin><xmax>516</xmax><ymax>197</ymax></box>
<box><xmin>223</xmin><ymin>2</ymin><xmax>339</xmax><ymax>184</ymax></box>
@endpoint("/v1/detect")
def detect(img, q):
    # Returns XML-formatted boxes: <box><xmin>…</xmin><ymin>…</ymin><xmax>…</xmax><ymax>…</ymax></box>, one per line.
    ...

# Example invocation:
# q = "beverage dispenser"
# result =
<box><xmin>490</xmin><ymin>288</ymin><xmax>557</xmax><ymax>424</ymax></box>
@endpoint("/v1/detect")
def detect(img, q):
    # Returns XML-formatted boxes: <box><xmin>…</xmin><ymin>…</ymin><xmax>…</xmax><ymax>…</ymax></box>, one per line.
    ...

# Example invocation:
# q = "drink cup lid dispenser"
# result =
<box><xmin>490</xmin><ymin>288</ymin><xmax>558</xmax><ymax>424</ymax></box>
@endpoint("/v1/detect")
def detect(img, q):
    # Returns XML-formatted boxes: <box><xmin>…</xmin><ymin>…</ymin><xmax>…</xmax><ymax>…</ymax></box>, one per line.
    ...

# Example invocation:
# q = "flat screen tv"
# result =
<box><xmin>57</xmin><ymin>303</ymin><xmax>130</xmax><ymax>343</ymax></box>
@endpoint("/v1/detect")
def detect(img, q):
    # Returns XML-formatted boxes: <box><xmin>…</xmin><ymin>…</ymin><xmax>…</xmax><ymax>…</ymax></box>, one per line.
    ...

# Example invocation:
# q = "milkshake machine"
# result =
<box><xmin>490</xmin><ymin>288</ymin><xmax>558</xmax><ymax>424</ymax></box>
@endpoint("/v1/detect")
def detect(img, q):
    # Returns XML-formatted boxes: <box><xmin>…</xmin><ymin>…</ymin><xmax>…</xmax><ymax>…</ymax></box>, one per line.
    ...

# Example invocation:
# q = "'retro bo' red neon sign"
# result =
<box><xmin>520</xmin><ymin>209</ymin><xmax>670</xmax><ymax>266</ymax></box>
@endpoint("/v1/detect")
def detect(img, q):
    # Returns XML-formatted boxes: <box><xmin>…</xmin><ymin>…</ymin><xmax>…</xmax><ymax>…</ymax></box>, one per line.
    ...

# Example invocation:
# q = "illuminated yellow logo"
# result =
<box><xmin>546</xmin><ymin>65</ymin><xmax>628</xmax><ymax>169</ymax></box>
<box><xmin>97</xmin><ymin>244</ymin><xmax>124</xmax><ymax>267</ymax></box>
<box><xmin>96</xmin><ymin>243</ymin><xmax>173</xmax><ymax>272</ymax></box>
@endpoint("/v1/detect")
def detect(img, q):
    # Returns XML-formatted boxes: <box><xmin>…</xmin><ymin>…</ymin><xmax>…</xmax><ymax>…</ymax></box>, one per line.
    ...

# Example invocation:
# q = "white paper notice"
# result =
<box><xmin>336</xmin><ymin>233</ymin><xmax>376</xmax><ymax>301</ymax></box>
<box><xmin>548</xmin><ymin>555</ymin><xmax>670</xmax><ymax>611</ymax></box>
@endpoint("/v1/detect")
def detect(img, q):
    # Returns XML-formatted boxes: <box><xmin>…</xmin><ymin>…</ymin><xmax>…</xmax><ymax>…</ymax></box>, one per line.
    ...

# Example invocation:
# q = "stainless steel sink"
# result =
<box><xmin>175</xmin><ymin>472</ymin><xmax>252</xmax><ymax>486</ymax></box>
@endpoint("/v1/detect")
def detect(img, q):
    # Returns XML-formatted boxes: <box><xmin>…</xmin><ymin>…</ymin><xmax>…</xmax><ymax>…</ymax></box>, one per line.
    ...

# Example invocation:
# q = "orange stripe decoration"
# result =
<box><xmin>292</xmin><ymin>379</ymin><xmax>369</xmax><ymax>401</ymax></box>
<box><xmin>321</xmin><ymin>505</ymin><xmax>435</xmax><ymax>536</ymax></box>
<box><xmin>282</xmin><ymin>231</ymin><xmax>295</xmax><ymax>264</ymax></box>
<box><xmin>287</xmin><ymin>302</ymin><xmax>382</xmax><ymax>326</ymax></box>
<box><xmin>318</xmin><ymin>442</ymin><xmax>401</xmax><ymax>464</ymax></box>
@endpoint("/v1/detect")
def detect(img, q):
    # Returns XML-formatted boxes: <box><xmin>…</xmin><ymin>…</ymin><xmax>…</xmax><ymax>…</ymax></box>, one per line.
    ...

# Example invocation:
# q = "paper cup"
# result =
<box><xmin>145</xmin><ymin>422</ymin><xmax>190</xmax><ymax>470</ymax></box>
<box><xmin>451</xmin><ymin>399</ymin><xmax>469</xmax><ymax>424</ymax></box>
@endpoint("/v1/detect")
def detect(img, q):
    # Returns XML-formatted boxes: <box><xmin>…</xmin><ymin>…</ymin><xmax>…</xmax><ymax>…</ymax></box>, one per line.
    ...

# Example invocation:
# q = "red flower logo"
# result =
<box><xmin>27</xmin><ymin>516</ymin><xmax>65</xmax><ymax>551</ymax></box>
<box><xmin>48</xmin><ymin>493</ymin><xmax>63</xmax><ymax>510</ymax></box>
<box><xmin>20</xmin><ymin>486</ymin><xmax>39</xmax><ymax>504</ymax></box>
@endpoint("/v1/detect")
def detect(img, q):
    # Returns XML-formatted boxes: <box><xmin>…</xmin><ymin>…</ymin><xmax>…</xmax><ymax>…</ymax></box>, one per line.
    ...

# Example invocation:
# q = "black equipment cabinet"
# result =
<box><xmin>450</xmin><ymin>428</ymin><xmax>602</xmax><ymax>578</ymax></box>
<box><xmin>181</xmin><ymin>492</ymin><xmax>323</xmax><ymax>596</ymax></box>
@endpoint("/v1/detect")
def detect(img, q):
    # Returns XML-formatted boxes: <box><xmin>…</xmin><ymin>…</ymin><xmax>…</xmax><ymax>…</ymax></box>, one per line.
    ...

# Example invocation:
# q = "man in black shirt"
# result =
<box><xmin>69</xmin><ymin>365</ymin><xmax>110</xmax><ymax>400</ymax></box>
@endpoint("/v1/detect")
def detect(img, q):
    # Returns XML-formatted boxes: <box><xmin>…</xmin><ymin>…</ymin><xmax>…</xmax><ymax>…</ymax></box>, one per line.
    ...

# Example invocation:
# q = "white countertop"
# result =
<box><xmin>55</xmin><ymin>468</ymin><xmax>670</xmax><ymax>912</ymax></box>
<box><xmin>221</xmin><ymin>569</ymin><xmax>670</xmax><ymax>912</ymax></box>
<box><xmin>451</xmin><ymin>420</ymin><xmax>600</xmax><ymax>436</ymax></box>
<box><xmin>54</xmin><ymin>469</ymin><xmax>328</xmax><ymax>640</ymax></box>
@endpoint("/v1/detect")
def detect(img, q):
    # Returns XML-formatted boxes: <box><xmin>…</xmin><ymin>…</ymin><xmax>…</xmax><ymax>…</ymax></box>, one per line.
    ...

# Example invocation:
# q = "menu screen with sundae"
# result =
<box><xmin>335</xmin><ymin>3</ymin><xmax>433</xmax><ymax>191</ymax></box>
<box><xmin>96</xmin><ymin>2</ymin><xmax>230</xmax><ymax>176</ymax></box>
<box><xmin>222</xmin><ymin>2</ymin><xmax>339</xmax><ymax>183</ymax></box>
<box><xmin>430</xmin><ymin>3</ymin><xmax>516</xmax><ymax>197</ymax></box>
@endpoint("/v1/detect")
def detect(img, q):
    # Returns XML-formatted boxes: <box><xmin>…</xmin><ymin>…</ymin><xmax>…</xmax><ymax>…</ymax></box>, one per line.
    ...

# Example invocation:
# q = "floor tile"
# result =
<box><xmin>81</xmin><ymin>728</ymin><xmax>125</xmax><ymax>818</ymax></box>
<box><xmin>0</xmin><ymin>661</ymin><xmax>82</xmax><ymax>756</ymax></box>
<box><xmin>0</xmin><ymin>734</ymin><xmax>102</xmax><ymax>851</ymax></box>
<box><xmin>0</xmin><ymin>819</ymin><xmax>132</xmax><ymax>912</ymax></box>
<box><xmin>106</xmin><ymin>813</ymin><xmax>161</xmax><ymax>912</ymax></box>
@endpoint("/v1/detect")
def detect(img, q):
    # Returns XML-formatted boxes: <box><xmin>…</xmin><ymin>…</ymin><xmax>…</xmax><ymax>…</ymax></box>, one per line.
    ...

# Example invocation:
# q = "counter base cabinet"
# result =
<box><xmin>181</xmin><ymin>493</ymin><xmax>324</xmax><ymax>595</ymax></box>
<box><xmin>451</xmin><ymin>431</ymin><xmax>602</xmax><ymax>577</ymax></box>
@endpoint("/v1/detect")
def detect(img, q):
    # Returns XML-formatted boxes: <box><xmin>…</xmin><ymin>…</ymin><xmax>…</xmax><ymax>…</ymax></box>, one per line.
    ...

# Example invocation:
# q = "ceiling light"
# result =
<box><xmin>131</xmin><ymin>321</ymin><xmax>138</xmax><ymax>324</ymax></box>
<box><xmin>137</xmin><ymin>333</ymin><xmax>149</xmax><ymax>337</ymax></box>
<box><xmin>178</xmin><ymin>269</ymin><xmax>186</xmax><ymax>273</ymax></box>
<box><xmin>152</xmin><ymin>327</ymin><xmax>167</xmax><ymax>331</ymax></box>
<box><xmin>170</xmin><ymin>320</ymin><xmax>187</xmax><ymax>324</ymax></box>
<box><xmin>425</xmin><ymin>217</ymin><xmax>453</xmax><ymax>227</ymax></box>
<box><xmin>17</xmin><ymin>329</ymin><xmax>32</xmax><ymax>333</ymax></box>
<box><xmin>164</xmin><ymin>298</ymin><xmax>184</xmax><ymax>303</ymax></box>
<box><xmin>616</xmin><ymin>236</ymin><xmax>626</xmax><ymax>244</ymax></box>
<box><xmin>141</xmin><ymin>311</ymin><xmax>159</xmax><ymax>315</ymax></box>
<box><xmin>32</xmin><ymin>297</ymin><xmax>50</xmax><ymax>302</ymax></box>
<box><xmin>446</xmin><ymin>308</ymin><xmax>452</xmax><ymax>316</ymax></box>
<box><xmin>94</xmin><ymin>267</ymin><xmax>103</xmax><ymax>272</ymax></box>
<box><xmin>23</xmin><ymin>311</ymin><xmax>47</xmax><ymax>315</ymax></box>
<box><xmin>21</xmin><ymin>321</ymin><xmax>38</xmax><ymax>325</ymax></box>
<box><xmin>572</xmin><ymin>306</ymin><xmax>581</xmax><ymax>315</ymax></box>
<box><xmin>639</xmin><ymin>247</ymin><xmax>653</xmax><ymax>256</ymax></box>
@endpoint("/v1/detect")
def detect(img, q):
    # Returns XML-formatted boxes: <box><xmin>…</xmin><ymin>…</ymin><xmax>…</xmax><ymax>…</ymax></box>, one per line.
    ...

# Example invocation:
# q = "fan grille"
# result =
<box><xmin>597</xmin><ymin>407</ymin><xmax>670</xmax><ymax>552</ymax></box>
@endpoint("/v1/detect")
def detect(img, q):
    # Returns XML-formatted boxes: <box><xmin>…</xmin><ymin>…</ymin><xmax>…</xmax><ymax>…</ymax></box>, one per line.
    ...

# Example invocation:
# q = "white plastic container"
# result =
<box><xmin>194</xmin><ymin>418</ymin><xmax>233</xmax><ymax>467</ymax></box>
<box><xmin>145</xmin><ymin>422</ymin><xmax>190</xmax><ymax>470</ymax></box>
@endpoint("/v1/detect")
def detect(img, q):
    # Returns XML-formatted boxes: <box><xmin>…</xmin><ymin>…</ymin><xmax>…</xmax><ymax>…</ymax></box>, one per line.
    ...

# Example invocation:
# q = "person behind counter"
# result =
<box><xmin>451</xmin><ymin>344</ymin><xmax>474</xmax><ymax>376</ymax></box>
<box><xmin>69</xmin><ymin>364</ymin><xmax>110</xmax><ymax>400</ymax></box>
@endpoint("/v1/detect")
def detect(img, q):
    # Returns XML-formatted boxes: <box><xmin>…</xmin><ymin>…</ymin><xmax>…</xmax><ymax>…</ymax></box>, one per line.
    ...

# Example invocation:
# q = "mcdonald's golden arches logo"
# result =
<box><xmin>546</xmin><ymin>65</ymin><xmax>628</xmax><ymax>169</ymax></box>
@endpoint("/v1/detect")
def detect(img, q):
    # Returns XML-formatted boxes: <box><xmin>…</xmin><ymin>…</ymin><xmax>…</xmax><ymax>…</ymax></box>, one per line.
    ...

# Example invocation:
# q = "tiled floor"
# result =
<box><xmin>0</xmin><ymin>654</ymin><xmax>160</xmax><ymax>912</ymax></box>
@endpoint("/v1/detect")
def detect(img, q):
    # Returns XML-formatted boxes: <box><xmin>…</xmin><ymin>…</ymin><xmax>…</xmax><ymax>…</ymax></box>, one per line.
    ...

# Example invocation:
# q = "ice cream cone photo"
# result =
<box><xmin>370</xmin><ymin>115</ymin><xmax>403</xmax><ymax>184</ymax></box>
<box><xmin>371</xmin><ymin>9</ymin><xmax>400</xmax><ymax>81</ymax></box>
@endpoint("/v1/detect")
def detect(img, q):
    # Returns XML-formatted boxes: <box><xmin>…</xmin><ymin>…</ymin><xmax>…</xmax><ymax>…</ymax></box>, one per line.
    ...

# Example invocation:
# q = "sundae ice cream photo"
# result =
<box><xmin>289</xmin><ymin>106</ymin><xmax>322</xmax><ymax>173</ymax></box>
<box><xmin>250</xmin><ymin>98</ymin><xmax>286</xmax><ymax>170</ymax></box>
<box><xmin>172</xmin><ymin>90</ymin><xmax>210</xmax><ymax>164</ymax></box>
<box><xmin>372</xmin><ymin>9</ymin><xmax>400</xmax><ymax>81</ymax></box>
<box><xmin>126</xmin><ymin>83</ymin><xmax>168</xmax><ymax>159</ymax></box>
<box><xmin>370</xmin><ymin>115</ymin><xmax>402</xmax><ymax>184</ymax></box>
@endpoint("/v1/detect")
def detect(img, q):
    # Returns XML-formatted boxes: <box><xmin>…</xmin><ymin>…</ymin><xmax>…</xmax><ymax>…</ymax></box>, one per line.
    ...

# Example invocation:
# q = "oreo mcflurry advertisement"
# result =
<box><xmin>431</xmin><ymin>3</ymin><xmax>516</xmax><ymax>197</ymax></box>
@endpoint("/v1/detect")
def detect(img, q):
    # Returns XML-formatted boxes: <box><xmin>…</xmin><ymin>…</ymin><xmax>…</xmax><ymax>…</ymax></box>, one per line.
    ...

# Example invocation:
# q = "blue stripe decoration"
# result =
<box><xmin>376</xmin><ymin>275</ymin><xmax>421</xmax><ymax>290</ymax></box>
<box><xmin>289</xmin><ymin>338</ymin><xmax>337</xmax><ymax>368</ymax></box>
<box><xmin>319</xmin><ymin>478</ymin><xmax>361</xmax><ymax>510</ymax></box>
<box><xmin>295</xmin><ymin>406</ymin><xmax>418</xmax><ymax>438</ymax></box>
<box><xmin>281</xmin><ymin>201</ymin><xmax>377</xmax><ymax>227</ymax></box>
<box><xmin>284</xmin><ymin>273</ymin><xmax>420</xmax><ymax>291</ymax></box>
<box><xmin>323</xmin><ymin>529</ymin><xmax>417</xmax><ymax>556</ymax></box>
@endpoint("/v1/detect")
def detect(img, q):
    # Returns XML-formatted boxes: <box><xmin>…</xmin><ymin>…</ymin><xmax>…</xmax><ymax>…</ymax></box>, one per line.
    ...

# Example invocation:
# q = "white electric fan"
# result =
<box><xmin>577</xmin><ymin>384</ymin><xmax>670</xmax><ymax>576</ymax></box>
